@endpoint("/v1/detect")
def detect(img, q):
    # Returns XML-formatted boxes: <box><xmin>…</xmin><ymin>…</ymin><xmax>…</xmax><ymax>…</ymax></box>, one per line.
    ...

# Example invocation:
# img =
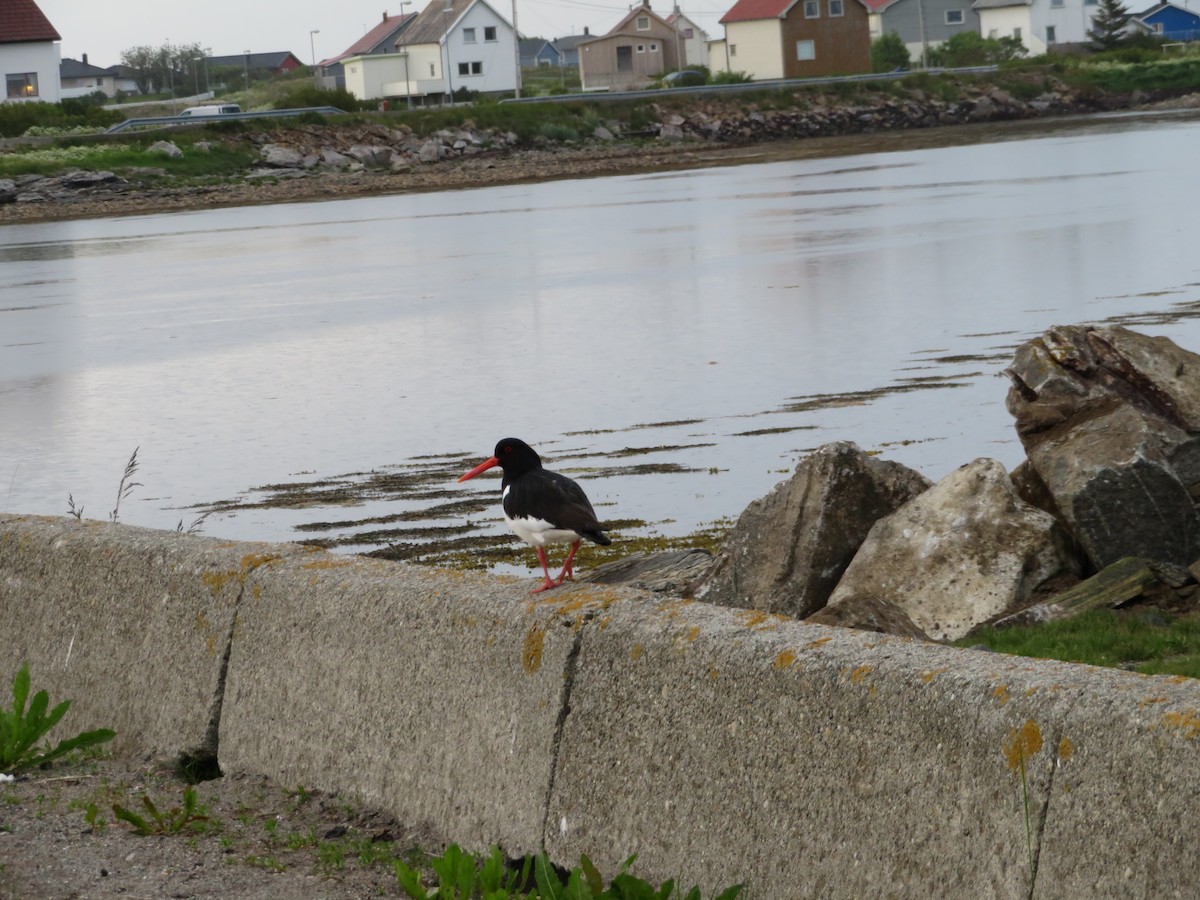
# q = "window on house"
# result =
<box><xmin>830</xmin><ymin>0</ymin><xmax>844</xmax><ymax>16</ymax></box>
<box><xmin>650</xmin><ymin>42</ymin><xmax>658</xmax><ymax>51</ymax></box>
<box><xmin>484</xmin><ymin>26</ymin><xmax>497</xmax><ymax>41</ymax></box>
<box><xmin>804</xmin><ymin>0</ymin><xmax>820</xmax><ymax>17</ymax></box>
<box><xmin>797</xmin><ymin>39</ymin><xmax>816</xmax><ymax>59</ymax></box>
<box><xmin>430</xmin><ymin>63</ymin><xmax>436</xmax><ymax>76</ymax></box>
<box><xmin>637</xmin><ymin>44</ymin><xmax>645</xmax><ymax>53</ymax></box>
<box><xmin>5</xmin><ymin>72</ymin><xmax>38</xmax><ymax>98</ymax></box>
<box><xmin>617</xmin><ymin>45</ymin><xmax>633</xmax><ymax>70</ymax></box>
<box><xmin>682</xmin><ymin>27</ymin><xmax>694</xmax><ymax>37</ymax></box>
<box><xmin>945</xmin><ymin>9</ymin><xmax>964</xmax><ymax>23</ymax></box>
<box><xmin>637</xmin><ymin>15</ymin><xmax>650</xmax><ymax>29</ymax></box>
<box><xmin>1050</xmin><ymin>0</ymin><xmax>1063</xmax><ymax>7</ymax></box>
<box><xmin>463</xmin><ymin>27</ymin><xmax>477</xmax><ymax>42</ymax></box>
<box><xmin>1153</xmin><ymin>22</ymin><xmax>1163</xmax><ymax>32</ymax></box>
<box><xmin>1013</xmin><ymin>26</ymin><xmax>1022</xmax><ymax>39</ymax></box>
<box><xmin>730</xmin><ymin>44</ymin><xmax>737</xmax><ymax>56</ymax></box>
<box><xmin>458</xmin><ymin>61</ymin><xmax>483</xmax><ymax>75</ymax></box>
<box><xmin>1047</xmin><ymin>25</ymin><xmax>1057</xmax><ymax>41</ymax></box>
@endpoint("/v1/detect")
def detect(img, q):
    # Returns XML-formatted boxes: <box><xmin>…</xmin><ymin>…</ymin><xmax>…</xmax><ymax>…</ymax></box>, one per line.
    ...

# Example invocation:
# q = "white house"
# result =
<box><xmin>973</xmin><ymin>0</ymin><xmax>1107</xmax><ymax>52</ymax></box>
<box><xmin>1</xmin><ymin>0</ymin><xmax>62</xmax><ymax>104</ymax></box>
<box><xmin>342</xmin><ymin>0</ymin><xmax>517</xmax><ymax>105</ymax></box>
<box><xmin>666</xmin><ymin>6</ymin><xmax>712</xmax><ymax>68</ymax></box>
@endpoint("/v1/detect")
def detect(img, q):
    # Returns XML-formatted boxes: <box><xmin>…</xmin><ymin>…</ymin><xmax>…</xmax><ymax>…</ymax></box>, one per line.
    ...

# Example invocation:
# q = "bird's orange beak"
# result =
<box><xmin>458</xmin><ymin>456</ymin><xmax>499</xmax><ymax>482</ymax></box>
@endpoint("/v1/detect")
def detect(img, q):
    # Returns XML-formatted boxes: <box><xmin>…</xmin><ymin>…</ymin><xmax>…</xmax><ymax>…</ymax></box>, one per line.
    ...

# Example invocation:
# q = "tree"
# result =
<box><xmin>1088</xmin><ymin>0</ymin><xmax>1134</xmax><ymax>51</ymax></box>
<box><xmin>120</xmin><ymin>40</ymin><xmax>205</xmax><ymax>96</ymax></box>
<box><xmin>871</xmin><ymin>33</ymin><xmax>911</xmax><ymax>73</ymax></box>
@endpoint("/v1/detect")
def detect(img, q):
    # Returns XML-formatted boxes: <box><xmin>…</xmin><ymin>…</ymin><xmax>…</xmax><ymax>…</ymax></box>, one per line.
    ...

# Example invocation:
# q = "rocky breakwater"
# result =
<box><xmin>593</xmin><ymin>324</ymin><xmax>1200</xmax><ymax>643</ymax></box>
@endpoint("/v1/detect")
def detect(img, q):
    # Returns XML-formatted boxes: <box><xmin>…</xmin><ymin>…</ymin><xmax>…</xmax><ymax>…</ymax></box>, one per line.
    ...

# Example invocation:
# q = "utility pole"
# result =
<box><xmin>400</xmin><ymin>1</ymin><xmax>413</xmax><ymax>108</ymax></box>
<box><xmin>309</xmin><ymin>29</ymin><xmax>320</xmax><ymax>85</ymax></box>
<box><xmin>512</xmin><ymin>0</ymin><xmax>522</xmax><ymax>98</ymax></box>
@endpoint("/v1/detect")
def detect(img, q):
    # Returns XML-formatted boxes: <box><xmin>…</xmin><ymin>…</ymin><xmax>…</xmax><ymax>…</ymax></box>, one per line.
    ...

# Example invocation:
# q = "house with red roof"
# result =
<box><xmin>579</xmin><ymin>0</ymin><xmax>686</xmax><ymax>91</ymax></box>
<box><xmin>713</xmin><ymin>0</ymin><xmax>871</xmax><ymax>79</ymax></box>
<box><xmin>1</xmin><ymin>0</ymin><xmax>62</xmax><ymax>103</ymax></box>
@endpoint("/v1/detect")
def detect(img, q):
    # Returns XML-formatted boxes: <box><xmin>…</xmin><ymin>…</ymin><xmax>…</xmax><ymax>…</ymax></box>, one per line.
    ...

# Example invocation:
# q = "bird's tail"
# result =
<box><xmin>584</xmin><ymin>529</ymin><xmax>612</xmax><ymax>546</ymax></box>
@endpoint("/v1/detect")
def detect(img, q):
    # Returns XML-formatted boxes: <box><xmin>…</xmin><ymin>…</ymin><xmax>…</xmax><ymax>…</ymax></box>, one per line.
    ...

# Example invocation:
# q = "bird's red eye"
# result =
<box><xmin>504</xmin><ymin>446</ymin><xmax>512</xmax><ymax>453</ymax></box>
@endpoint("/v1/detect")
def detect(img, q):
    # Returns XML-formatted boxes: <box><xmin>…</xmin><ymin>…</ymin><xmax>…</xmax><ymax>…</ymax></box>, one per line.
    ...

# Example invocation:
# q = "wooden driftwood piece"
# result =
<box><xmin>990</xmin><ymin>557</ymin><xmax>1159</xmax><ymax>630</ymax></box>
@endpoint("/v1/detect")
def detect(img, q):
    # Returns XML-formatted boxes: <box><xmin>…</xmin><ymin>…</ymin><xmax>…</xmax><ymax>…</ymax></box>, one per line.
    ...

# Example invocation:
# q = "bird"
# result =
<box><xmin>458</xmin><ymin>438</ymin><xmax>611</xmax><ymax>593</ymax></box>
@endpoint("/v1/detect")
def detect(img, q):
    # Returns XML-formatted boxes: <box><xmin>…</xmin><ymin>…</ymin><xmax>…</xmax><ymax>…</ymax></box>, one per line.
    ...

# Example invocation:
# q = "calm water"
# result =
<box><xmin>4</xmin><ymin>109</ymin><xmax>1200</xmax><ymax>562</ymax></box>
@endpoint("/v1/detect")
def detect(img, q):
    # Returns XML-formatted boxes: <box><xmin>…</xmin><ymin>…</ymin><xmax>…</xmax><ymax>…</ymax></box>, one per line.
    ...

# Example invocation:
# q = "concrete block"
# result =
<box><xmin>0</xmin><ymin>515</ymin><xmax>287</xmax><ymax>759</ymax></box>
<box><xmin>546</xmin><ymin>600</ymin><xmax>1197</xmax><ymax>898</ymax></box>
<box><xmin>219</xmin><ymin>554</ymin><xmax>637</xmax><ymax>858</ymax></box>
<box><xmin>1035</xmin><ymin>673</ymin><xmax>1200</xmax><ymax>898</ymax></box>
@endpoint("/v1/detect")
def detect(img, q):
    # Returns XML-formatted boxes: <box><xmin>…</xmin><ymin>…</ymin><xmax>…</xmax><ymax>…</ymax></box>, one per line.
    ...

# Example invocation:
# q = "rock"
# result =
<box><xmin>1005</xmin><ymin>324</ymin><xmax>1200</xmax><ymax>569</ymax></box>
<box><xmin>583</xmin><ymin>549</ymin><xmax>713</xmax><ymax>596</ymax></box>
<box><xmin>259</xmin><ymin>144</ymin><xmax>306</xmax><ymax>168</ymax></box>
<box><xmin>658</xmin><ymin>123</ymin><xmax>685</xmax><ymax>142</ymax></box>
<box><xmin>989</xmin><ymin>556</ymin><xmax>1159</xmax><ymax>630</ymax></box>
<box><xmin>147</xmin><ymin>140</ymin><xmax>183</xmax><ymax>158</ymax></box>
<box><xmin>58</xmin><ymin>170</ymin><xmax>120</xmax><ymax>187</ymax></box>
<box><xmin>593</xmin><ymin>126</ymin><xmax>615</xmax><ymax>141</ymax></box>
<box><xmin>0</xmin><ymin>178</ymin><xmax>16</xmax><ymax>204</ymax></box>
<box><xmin>822</xmin><ymin>458</ymin><xmax>1080</xmax><ymax>641</ymax></box>
<box><xmin>805</xmin><ymin>594</ymin><xmax>931</xmax><ymax>640</ymax></box>
<box><xmin>417</xmin><ymin>140</ymin><xmax>445</xmax><ymax>163</ymax></box>
<box><xmin>693</xmin><ymin>442</ymin><xmax>930</xmax><ymax>618</ymax></box>
<box><xmin>346</xmin><ymin>144</ymin><xmax>393</xmax><ymax>168</ymax></box>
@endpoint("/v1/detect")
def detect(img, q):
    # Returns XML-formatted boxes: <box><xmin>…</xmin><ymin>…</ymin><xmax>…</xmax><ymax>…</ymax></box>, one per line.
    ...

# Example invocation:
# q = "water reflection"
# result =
<box><xmin>3</xmin><ymin>110</ymin><xmax>1200</xmax><ymax>563</ymax></box>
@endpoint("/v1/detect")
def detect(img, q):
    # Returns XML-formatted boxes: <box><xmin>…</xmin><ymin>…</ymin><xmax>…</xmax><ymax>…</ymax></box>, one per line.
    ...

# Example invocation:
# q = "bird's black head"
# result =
<box><xmin>491</xmin><ymin>438</ymin><xmax>543</xmax><ymax>476</ymax></box>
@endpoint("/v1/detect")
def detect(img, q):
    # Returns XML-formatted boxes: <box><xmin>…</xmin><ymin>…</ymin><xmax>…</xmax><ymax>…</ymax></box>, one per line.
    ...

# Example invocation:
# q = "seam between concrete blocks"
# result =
<box><xmin>1028</xmin><ymin>697</ymin><xmax>1075</xmax><ymax>900</ymax></box>
<box><xmin>199</xmin><ymin>582</ymin><xmax>242</xmax><ymax>766</ymax></box>
<box><xmin>539</xmin><ymin>614</ymin><xmax>590</xmax><ymax>848</ymax></box>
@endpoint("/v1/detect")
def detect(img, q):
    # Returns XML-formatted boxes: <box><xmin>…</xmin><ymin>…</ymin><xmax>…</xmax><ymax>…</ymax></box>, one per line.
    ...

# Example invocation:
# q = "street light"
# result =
<box><xmin>444</xmin><ymin>1</ymin><xmax>454</xmax><ymax>105</ymax></box>
<box><xmin>309</xmin><ymin>29</ymin><xmax>320</xmax><ymax>85</ymax></box>
<box><xmin>244</xmin><ymin>50</ymin><xmax>251</xmax><ymax>92</ymax></box>
<box><xmin>399</xmin><ymin>1</ymin><xmax>412</xmax><ymax>108</ymax></box>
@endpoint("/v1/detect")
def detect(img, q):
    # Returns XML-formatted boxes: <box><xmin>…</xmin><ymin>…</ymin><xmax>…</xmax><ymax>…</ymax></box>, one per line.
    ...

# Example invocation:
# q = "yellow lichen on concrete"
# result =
<box><xmin>300</xmin><ymin>558</ymin><xmax>355</xmax><ymax>570</ymax></box>
<box><xmin>734</xmin><ymin>609</ymin><xmax>790</xmax><ymax>631</ymax></box>
<box><xmin>919</xmin><ymin>667</ymin><xmax>949</xmax><ymax>683</ymax></box>
<box><xmin>708</xmin><ymin>665</ymin><xmax>720</xmax><ymax>680</ymax></box>
<box><xmin>848</xmin><ymin>665</ymin><xmax>873</xmax><ymax>686</ymax></box>
<box><xmin>522</xmin><ymin>624</ymin><xmax>545</xmax><ymax>674</ymax></box>
<box><xmin>1161</xmin><ymin>709</ymin><xmax>1200</xmax><ymax>740</ymax></box>
<box><xmin>806</xmin><ymin>636</ymin><xmax>833</xmax><ymax>649</ymax></box>
<box><xmin>630</xmin><ymin>644</ymin><xmax>644</xmax><ymax>662</ymax></box>
<box><xmin>1139</xmin><ymin>696</ymin><xmax>1169</xmax><ymax>707</ymax></box>
<box><xmin>1057</xmin><ymin>735</ymin><xmax>1074</xmax><ymax>762</ymax></box>
<box><xmin>992</xmin><ymin>685</ymin><xmax>1010</xmax><ymax>707</ymax></box>
<box><xmin>1003</xmin><ymin>719</ymin><xmax>1043</xmax><ymax>771</ymax></box>
<box><xmin>774</xmin><ymin>650</ymin><xmax>796</xmax><ymax>670</ymax></box>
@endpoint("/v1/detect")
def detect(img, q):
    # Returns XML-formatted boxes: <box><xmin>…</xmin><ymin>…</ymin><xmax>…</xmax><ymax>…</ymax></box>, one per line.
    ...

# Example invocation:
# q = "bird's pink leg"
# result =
<box><xmin>531</xmin><ymin>546</ymin><xmax>558</xmax><ymax>594</ymax></box>
<box><xmin>554</xmin><ymin>540</ymin><xmax>582</xmax><ymax>585</ymax></box>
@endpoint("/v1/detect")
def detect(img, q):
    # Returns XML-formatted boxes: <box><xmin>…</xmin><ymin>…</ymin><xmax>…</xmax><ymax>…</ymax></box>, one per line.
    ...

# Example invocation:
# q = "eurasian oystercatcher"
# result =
<box><xmin>458</xmin><ymin>438</ymin><xmax>612</xmax><ymax>593</ymax></box>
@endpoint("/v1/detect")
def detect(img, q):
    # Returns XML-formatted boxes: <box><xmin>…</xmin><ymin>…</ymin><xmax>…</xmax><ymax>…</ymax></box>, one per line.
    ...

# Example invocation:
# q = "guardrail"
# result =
<box><xmin>104</xmin><ymin>106</ymin><xmax>347</xmax><ymax>134</ymax></box>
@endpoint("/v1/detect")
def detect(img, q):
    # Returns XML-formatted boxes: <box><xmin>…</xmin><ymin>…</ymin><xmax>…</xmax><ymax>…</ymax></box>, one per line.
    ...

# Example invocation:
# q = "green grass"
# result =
<box><xmin>956</xmin><ymin>608</ymin><xmax>1200</xmax><ymax>677</ymax></box>
<box><xmin>0</xmin><ymin>138</ymin><xmax>258</xmax><ymax>179</ymax></box>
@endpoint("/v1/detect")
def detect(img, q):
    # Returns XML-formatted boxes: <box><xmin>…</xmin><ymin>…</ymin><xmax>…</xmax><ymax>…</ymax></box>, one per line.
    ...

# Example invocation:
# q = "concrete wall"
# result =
<box><xmin>3</xmin><ymin>512</ymin><xmax>1199</xmax><ymax>898</ymax></box>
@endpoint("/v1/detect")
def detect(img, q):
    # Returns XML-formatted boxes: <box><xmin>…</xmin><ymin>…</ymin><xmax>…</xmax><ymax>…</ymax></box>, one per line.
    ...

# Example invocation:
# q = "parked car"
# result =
<box><xmin>178</xmin><ymin>104</ymin><xmax>242</xmax><ymax>117</ymax></box>
<box><xmin>662</xmin><ymin>70</ymin><xmax>705</xmax><ymax>87</ymax></box>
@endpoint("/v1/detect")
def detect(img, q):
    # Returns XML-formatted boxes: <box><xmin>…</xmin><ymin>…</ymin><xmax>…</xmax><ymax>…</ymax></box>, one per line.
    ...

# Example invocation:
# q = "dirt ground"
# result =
<box><xmin>1</xmin><ymin>754</ymin><xmax>439</xmax><ymax>899</ymax></box>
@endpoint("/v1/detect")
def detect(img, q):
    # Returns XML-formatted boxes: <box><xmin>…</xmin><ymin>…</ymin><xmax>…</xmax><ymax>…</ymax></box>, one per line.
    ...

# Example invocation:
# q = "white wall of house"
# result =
<box><xmin>382</xmin><ymin>45</ymin><xmax>446</xmax><ymax>98</ymax></box>
<box><xmin>444</xmin><ymin>3</ymin><xmax>517</xmax><ymax>94</ymax></box>
<box><xmin>708</xmin><ymin>38</ymin><xmax>729</xmax><ymax>72</ymax></box>
<box><xmin>979</xmin><ymin>6</ymin><xmax>1042</xmax><ymax>52</ymax></box>
<box><xmin>2</xmin><ymin>42</ymin><xmax>62</xmax><ymax>104</ymax></box>
<box><xmin>722</xmin><ymin>20</ymin><xmax>785</xmax><ymax>80</ymax></box>
<box><xmin>343</xmin><ymin>53</ymin><xmax>410</xmax><ymax>100</ymax></box>
<box><xmin>1036</xmin><ymin>0</ymin><xmax>1100</xmax><ymax>47</ymax></box>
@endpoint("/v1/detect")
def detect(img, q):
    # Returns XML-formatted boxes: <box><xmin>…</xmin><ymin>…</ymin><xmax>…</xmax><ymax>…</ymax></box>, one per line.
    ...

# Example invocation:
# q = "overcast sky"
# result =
<box><xmin>36</xmin><ymin>0</ymin><xmax>730</xmax><ymax>68</ymax></box>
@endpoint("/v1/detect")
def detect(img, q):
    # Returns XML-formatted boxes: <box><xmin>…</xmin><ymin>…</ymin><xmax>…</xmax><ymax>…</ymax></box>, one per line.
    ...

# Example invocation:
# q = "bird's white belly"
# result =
<box><xmin>505</xmin><ymin>513</ymin><xmax>580</xmax><ymax>547</ymax></box>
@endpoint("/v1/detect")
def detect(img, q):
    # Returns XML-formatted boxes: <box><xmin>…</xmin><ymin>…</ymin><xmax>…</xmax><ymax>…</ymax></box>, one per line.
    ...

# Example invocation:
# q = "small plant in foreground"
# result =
<box><xmin>394</xmin><ymin>843</ymin><xmax>742</xmax><ymax>899</ymax></box>
<box><xmin>110</xmin><ymin>446</ymin><xmax>142</xmax><ymax>522</ymax></box>
<box><xmin>112</xmin><ymin>785</ymin><xmax>209</xmax><ymax>835</ymax></box>
<box><xmin>0</xmin><ymin>663</ymin><xmax>116</xmax><ymax>774</ymax></box>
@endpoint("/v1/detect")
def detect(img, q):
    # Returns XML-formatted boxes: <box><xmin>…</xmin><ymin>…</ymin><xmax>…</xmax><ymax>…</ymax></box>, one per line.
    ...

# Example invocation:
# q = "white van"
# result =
<box><xmin>178</xmin><ymin>104</ymin><xmax>242</xmax><ymax>117</ymax></box>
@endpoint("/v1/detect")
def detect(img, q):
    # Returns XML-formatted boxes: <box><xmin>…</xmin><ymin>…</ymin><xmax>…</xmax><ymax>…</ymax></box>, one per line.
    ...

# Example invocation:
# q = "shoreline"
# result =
<box><xmin>7</xmin><ymin>102</ymin><xmax>1199</xmax><ymax>226</ymax></box>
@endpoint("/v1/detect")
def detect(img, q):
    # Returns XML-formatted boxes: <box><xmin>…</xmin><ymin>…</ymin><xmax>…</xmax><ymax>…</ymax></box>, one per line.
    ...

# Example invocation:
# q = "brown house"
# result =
<box><xmin>579</xmin><ymin>0</ymin><xmax>685</xmax><ymax>91</ymax></box>
<box><xmin>717</xmin><ymin>0</ymin><xmax>871</xmax><ymax>79</ymax></box>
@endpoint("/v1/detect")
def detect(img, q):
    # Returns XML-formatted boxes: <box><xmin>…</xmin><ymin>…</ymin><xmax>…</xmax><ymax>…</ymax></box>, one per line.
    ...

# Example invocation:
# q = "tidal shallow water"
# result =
<box><xmin>4</xmin><ymin>109</ymin><xmax>1200</xmax><ymax>572</ymax></box>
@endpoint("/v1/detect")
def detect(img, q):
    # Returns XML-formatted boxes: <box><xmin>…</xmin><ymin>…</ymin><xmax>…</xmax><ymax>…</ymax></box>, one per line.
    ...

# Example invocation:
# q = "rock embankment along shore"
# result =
<box><xmin>3</xmin><ymin>510</ymin><xmax>1200</xmax><ymax>898</ymax></box>
<box><xmin>3</xmin><ymin>79</ymin><xmax>1198</xmax><ymax>224</ymax></box>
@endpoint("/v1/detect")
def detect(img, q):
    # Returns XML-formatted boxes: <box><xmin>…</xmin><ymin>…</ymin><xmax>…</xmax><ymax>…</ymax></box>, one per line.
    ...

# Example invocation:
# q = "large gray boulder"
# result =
<box><xmin>692</xmin><ymin>442</ymin><xmax>931</xmax><ymax>618</ymax></box>
<box><xmin>822</xmin><ymin>458</ymin><xmax>1080</xmax><ymax>641</ymax></box>
<box><xmin>1005</xmin><ymin>324</ymin><xmax>1200</xmax><ymax>569</ymax></box>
